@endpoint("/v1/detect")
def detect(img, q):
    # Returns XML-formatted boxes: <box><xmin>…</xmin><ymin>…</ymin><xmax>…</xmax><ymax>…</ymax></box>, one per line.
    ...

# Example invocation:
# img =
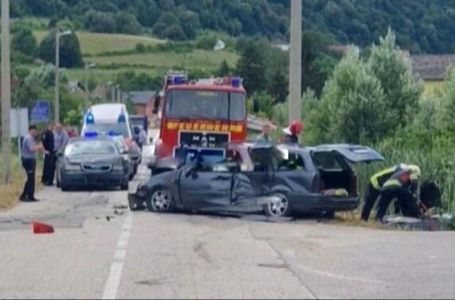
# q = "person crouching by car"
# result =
<box><xmin>280</xmin><ymin>121</ymin><xmax>304</xmax><ymax>145</ymax></box>
<box><xmin>375</xmin><ymin>165</ymin><xmax>425</xmax><ymax>222</ymax></box>
<box><xmin>361</xmin><ymin>163</ymin><xmax>409</xmax><ymax>221</ymax></box>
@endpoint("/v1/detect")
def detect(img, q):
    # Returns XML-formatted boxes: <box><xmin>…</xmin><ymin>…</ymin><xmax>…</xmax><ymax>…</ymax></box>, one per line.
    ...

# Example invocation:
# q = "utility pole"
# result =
<box><xmin>1</xmin><ymin>0</ymin><xmax>11</xmax><ymax>184</ymax></box>
<box><xmin>288</xmin><ymin>0</ymin><xmax>302</xmax><ymax>123</ymax></box>
<box><xmin>54</xmin><ymin>30</ymin><xmax>71</xmax><ymax>123</ymax></box>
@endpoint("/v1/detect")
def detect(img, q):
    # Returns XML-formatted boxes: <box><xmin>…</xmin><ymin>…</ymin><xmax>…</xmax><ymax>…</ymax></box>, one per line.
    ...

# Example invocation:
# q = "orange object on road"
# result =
<box><xmin>32</xmin><ymin>222</ymin><xmax>54</xmax><ymax>234</ymax></box>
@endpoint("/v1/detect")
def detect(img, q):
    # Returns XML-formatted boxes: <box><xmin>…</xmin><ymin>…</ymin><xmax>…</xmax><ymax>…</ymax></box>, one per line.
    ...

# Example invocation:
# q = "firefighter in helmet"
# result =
<box><xmin>281</xmin><ymin>121</ymin><xmax>304</xmax><ymax>145</ymax></box>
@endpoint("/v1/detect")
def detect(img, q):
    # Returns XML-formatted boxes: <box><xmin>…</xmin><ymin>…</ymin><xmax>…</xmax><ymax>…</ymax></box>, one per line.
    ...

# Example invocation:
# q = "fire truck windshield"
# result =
<box><xmin>165</xmin><ymin>90</ymin><xmax>246</xmax><ymax>121</ymax></box>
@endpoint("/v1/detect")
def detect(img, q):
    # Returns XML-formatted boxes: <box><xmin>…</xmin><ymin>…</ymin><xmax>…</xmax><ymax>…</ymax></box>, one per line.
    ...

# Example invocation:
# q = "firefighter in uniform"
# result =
<box><xmin>361</xmin><ymin>163</ymin><xmax>408</xmax><ymax>221</ymax></box>
<box><xmin>375</xmin><ymin>165</ymin><xmax>423</xmax><ymax>222</ymax></box>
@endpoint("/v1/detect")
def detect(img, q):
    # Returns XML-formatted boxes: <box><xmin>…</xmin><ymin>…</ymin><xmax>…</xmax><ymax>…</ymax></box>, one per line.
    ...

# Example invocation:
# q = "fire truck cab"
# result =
<box><xmin>155</xmin><ymin>72</ymin><xmax>248</xmax><ymax>164</ymax></box>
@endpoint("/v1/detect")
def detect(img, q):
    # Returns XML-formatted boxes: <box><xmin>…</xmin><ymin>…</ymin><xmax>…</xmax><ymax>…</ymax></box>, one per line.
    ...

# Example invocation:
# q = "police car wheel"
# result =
<box><xmin>146</xmin><ymin>188</ymin><xmax>174</xmax><ymax>213</ymax></box>
<box><xmin>264</xmin><ymin>193</ymin><xmax>291</xmax><ymax>217</ymax></box>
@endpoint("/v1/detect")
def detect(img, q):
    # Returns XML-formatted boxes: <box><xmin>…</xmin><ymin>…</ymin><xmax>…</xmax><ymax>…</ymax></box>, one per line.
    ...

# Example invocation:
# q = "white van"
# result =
<box><xmin>81</xmin><ymin>104</ymin><xmax>133</xmax><ymax>139</ymax></box>
<box><xmin>81</xmin><ymin>104</ymin><xmax>143</xmax><ymax>176</ymax></box>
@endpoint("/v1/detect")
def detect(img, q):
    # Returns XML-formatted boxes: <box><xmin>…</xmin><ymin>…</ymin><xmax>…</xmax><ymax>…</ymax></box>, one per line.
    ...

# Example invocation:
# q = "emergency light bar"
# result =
<box><xmin>84</xmin><ymin>131</ymin><xmax>98</xmax><ymax>138</ymax></box>
<box><xmin>85</xmin><ymin>111</ymin><xmax>95</xmax><ymax>124</ymax></box>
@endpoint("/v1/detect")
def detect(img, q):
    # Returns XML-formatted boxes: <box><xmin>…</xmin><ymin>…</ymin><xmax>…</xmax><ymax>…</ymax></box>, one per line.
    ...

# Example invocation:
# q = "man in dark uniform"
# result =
<box><xmin>20</xmin><ymin>125</ymin><xmax>43</xmax><ymax>202</ymax></box>
<box><xmin>41</xmin><ymin>123</ymin><xmax>55</xmax><ymax>186</ymax></box>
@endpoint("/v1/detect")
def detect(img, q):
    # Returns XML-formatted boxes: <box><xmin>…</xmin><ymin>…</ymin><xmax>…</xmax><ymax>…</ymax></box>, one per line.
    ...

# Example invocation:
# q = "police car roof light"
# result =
<box><xmin>85</xmin><ymin>111</ymin><xmax>95</xmax><ymax>124</ymax></box>
<box><xmin>84</xmin><ymin>131</ymin><xmax>98</xmax><ymax>138</ymax></box>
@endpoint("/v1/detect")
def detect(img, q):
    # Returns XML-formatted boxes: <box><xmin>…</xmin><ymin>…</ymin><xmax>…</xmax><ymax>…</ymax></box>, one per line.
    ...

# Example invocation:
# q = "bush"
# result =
<box><xmin>38</xmin><ymin>30</ymin><xmax>83</xmax><ymax>68</ymax></box>
<box><xmin>12</xmin><ymin>27</ymin><xmax>37</xmax><ymax>57</ymax></box>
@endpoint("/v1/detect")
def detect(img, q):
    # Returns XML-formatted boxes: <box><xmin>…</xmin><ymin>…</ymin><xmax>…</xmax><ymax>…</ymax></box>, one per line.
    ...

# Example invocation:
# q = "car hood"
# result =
<box><xmin>66</xmin><ymin>155</ymin><xmax>119</xmax><ymax>164</ymax></box>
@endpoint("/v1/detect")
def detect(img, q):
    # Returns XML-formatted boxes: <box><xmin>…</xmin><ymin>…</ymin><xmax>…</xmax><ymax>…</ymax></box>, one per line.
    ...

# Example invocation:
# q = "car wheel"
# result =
<box><xmin>264</xmin><ymin>193</ymin><xmax>291</xmax><ymax>217</ymax></box>
<box><xmin>146</xmin><ymin>188</ymin><xmax>174</xmax><ymax>213</ymax></box>
<box><xmin>121</xmin><ymin>181</ymin><xmax>129</xmax><ymax>191</ymax></box>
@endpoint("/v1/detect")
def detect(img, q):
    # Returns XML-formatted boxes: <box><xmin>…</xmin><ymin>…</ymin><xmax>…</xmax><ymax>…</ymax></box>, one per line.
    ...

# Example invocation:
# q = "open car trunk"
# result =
<box><xmin>312</xmin><ymin>144</ymin><xmax>384</xmax><ymax>197</ymax></box>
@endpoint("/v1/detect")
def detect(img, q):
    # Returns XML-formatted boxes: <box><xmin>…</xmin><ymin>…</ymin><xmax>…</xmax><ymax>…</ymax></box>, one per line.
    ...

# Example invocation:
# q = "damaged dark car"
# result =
<box><xmin>128</xmin><ymin>143</ymin><xmax>384</xmax><ymax>217</ymax></box>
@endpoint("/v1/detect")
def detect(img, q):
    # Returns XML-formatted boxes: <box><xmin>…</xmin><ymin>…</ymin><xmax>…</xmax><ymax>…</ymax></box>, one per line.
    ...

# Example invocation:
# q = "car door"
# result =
<box><xmin>179</xmin><ymin>162</ymin><xmax>233</xmax><ymax>210</ymax></box>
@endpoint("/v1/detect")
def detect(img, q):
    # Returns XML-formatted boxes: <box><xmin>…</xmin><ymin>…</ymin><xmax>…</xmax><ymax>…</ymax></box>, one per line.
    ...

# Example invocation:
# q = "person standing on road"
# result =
<box><xmin>256</xmin><ymin>124</ymin><xmax>273</xmax><ymax>144</ymax></box>
<box><xmin>41</xmin><ymin>123</ymin><xmax>55</xmax><ymax>186</ymax></box>
<box><xmin>138</xmin><ymin>126</ymin><xmax>148</xmax><ymax>149</ymax></box>
<box><xmin>20</xmin><ymin>125</ymin><xmax>44</xmax><ymax>202</ymax></box>
<box><xmin>54</xmin><ymin>123</ymin><xmax>69</xmax><ymax>154</ymax></box>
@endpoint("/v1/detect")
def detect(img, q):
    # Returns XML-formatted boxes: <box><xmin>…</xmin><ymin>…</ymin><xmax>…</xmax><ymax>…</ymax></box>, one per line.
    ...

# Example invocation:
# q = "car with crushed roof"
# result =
<box><xmin>128</xmin><ymin>143</ymin><xmax>384</xmax><ymax>217</ymax></box>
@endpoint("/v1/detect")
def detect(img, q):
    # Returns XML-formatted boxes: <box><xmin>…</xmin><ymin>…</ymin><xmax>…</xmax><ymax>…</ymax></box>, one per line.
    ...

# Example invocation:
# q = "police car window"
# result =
<box><xmin>312</xmin><ymin>152</ymin><xmax>343</xmax><ymax>171</ymax></box>
<box><xmin>65</xmin><ymin>141</ymin><xmax>118</xmax><ymax>156</ymax></box>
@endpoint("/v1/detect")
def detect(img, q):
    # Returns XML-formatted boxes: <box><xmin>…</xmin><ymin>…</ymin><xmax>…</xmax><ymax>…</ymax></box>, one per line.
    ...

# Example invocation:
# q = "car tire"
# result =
<box><xmin>264</xmin><ymin>193</ymin><xmax>292</xmax><ymax>217</ymax></box>
<box><xmin>121</xmin><ymin>181</ymin><xmax>129</xmax><ymax>191</ymax></box>
<box><xmin>146</xmin><ymin>187</ymin><xmax>174</xmax><ymax>213</ymax></box>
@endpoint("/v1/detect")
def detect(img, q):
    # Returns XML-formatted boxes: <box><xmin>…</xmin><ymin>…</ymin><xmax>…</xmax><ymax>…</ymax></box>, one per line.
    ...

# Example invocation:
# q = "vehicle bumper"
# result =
<box><xmin>61</xmin><ymin>171</ymin><xmax>125</xmax><ymax>187</ymax></box>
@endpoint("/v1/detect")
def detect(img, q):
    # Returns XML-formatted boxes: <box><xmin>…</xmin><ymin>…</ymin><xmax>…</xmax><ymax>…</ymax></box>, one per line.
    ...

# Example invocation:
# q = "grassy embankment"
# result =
<box><xmin>33</xmin><ymin>31</ymin><xmax>239</xmax><ymax>83</ymax></box>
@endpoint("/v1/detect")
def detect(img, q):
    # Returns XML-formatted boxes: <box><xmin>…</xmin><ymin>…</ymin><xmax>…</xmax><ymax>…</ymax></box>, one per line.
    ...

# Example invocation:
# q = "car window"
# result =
<box><xmin>278</xmin><ymin>153</ymin><xmax>305</xmax><ymax>171</ymax></box>
<box><xmin>65</xmin><ymin>141</ymin><xmax>118</xmax><ymax>156</ymax></box>
<box><xmin>312</xmin><ymin>152</ymin><xmax>344</xmax><ymax>171</ymax></box>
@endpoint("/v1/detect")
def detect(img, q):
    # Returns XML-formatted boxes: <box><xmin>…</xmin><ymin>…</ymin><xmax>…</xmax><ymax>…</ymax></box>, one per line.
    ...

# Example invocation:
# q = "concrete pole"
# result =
<box><xmin>54</xmin><ymin>31</ymin><xmax>60</xmax><ymax>123</ymax></box>
<box><xmin>288</xmin><ymin>0</ymin><xmax>302</xmax><ymax>123</ymax></box>
<box><xmin>1</xmin><ymin>0</ymin><xmax>11</xmax><ymax>184</ymax></box>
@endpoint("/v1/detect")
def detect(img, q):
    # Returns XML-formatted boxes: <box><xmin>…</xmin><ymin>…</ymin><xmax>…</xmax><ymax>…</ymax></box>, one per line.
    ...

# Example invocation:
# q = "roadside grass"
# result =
<box><xmin>34</xmin><ymin>31</ymin><xmax>165</xmax><ymax>55</ymax></box>
<box><xmin>423</xmin><ymin>81</ymin><xmax>443</xmax><ymax>98</ymax></box>
<box><xmin>333</xmin><ymin>211</ymin><xmax>385</xmax><ymax>229</ymax></box>
<box><xmin>0</xmin><ymin>156</ymin><xmax>43</xmax><ymax>211</ymax></box>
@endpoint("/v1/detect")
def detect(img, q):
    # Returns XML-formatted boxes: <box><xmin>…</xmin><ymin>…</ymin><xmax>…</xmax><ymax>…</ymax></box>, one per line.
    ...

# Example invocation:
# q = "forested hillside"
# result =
<box><xmin>8</xmin><ymin>0</ymin><xmax>455</xmax><ymax>53</ymax></box>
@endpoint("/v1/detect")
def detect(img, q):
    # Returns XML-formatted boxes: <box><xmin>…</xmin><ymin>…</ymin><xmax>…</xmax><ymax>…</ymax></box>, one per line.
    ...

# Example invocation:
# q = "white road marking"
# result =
<box><xmin>102</xmin><ymin>214</ymin><xmax>133</xmax><ymax>300</ymax></box>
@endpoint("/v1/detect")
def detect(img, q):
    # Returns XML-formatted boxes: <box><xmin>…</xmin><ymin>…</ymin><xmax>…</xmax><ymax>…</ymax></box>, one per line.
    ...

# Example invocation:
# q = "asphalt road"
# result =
<box><xmin>0</xmin><ymin>166</ymin><xmax>455</xmax><ymax>299</ymax></box>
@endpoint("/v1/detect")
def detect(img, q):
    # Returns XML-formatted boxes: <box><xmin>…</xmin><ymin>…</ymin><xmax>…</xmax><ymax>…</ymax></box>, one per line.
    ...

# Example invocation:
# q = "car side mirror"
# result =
<box><xmin>57</xmin><ymin>152</ymin><xmax>63</xmax><ymax>158</ymax></box>
<box><xmin>147</xmin><ymin>162</ymin><xmax>154</xmax><ymax>170</ymax></box>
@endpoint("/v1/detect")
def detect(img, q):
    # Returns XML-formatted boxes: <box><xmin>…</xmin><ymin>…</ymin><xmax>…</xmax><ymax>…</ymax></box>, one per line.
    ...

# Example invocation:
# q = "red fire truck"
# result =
<box><xmin>155</xmin><ymin>72</ymin><xmax>248</xmax><ymax>161</ymax></box>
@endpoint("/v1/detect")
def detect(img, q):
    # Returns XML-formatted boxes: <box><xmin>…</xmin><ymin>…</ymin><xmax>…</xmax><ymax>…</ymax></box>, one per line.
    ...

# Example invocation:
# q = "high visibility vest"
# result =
<box><xmin>370</xmin><ymin>165</ymin><xmax>402</xmax><ymax>189</ymax></box>
<box><xmin>382</xmin><ymin>169</ymin><xmax>420</xmax><ymax>191</ymax></box>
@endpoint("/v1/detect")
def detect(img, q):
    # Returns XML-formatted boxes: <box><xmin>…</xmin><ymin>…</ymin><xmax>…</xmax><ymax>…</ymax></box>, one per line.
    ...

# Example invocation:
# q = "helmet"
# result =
<box><xmin>284</xmin><ymin>121</ymin><xmax>304</xmax><ymax>136</ymax></box>
<box><xmin>407</xmin><ymin>164</ymin><xmax>421</xmax><ymax>178</ymax></box>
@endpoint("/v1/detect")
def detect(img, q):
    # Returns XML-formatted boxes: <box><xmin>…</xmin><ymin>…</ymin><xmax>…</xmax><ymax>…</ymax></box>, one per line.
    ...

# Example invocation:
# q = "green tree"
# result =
<box><xmin>12</xmin><ymin>27</ymin><xmax>37</xmax><ymax>57</ymax></box>
<box><xmin>316</xmin><ymin>47</ymin><xmax>390</xmax><ymax>144</ymax></box>
<box><xmin>114</xmin><ymin>12</ymin><xmax>142</xmax><ymax>35</ymax></box>
<box><xmin>269</xmin><ymin>69</ymin><xmax>288</xmax><ymax>103</ymax></box>
<box><xmin>367</xmin><ymin>29</ymin><xmax>424</xmax><ymax>129</ymax></box>
<box><xmin>38</xmin><ymin>30</ymin><xmax>83</xmax><ymax>68</ymax></box>
<box><xmin>83</xmin><ymin>10</ymin><xmax>117</xmax><ymax>33</ymax></box>
<box><xmin>162</xmin><ymin>25</ymin><xmax>187</xmax><ymax>41</ymax></box>
<box><xmin>236</xmin><ymin>40</ymin><xmax>267</xmax><ymax>94</ymax></box>
<box><xmin>217</xmin><ymin>59</ymin><xmax>231</xmax><ymax>77</ymax></box>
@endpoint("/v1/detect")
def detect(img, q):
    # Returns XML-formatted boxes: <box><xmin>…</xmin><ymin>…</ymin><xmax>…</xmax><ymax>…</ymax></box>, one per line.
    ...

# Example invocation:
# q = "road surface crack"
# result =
<box><xmin>246</xmin><ymin>222</ymin><xmax>319</xmax><ymax>300</ymax></box>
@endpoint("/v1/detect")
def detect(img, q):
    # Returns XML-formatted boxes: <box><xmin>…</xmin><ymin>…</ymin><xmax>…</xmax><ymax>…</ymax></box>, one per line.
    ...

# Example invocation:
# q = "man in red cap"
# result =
<box><xmin>281</xmin><ymin>121</ymin><xmax>304</xmax><ymax>145</ymax></box>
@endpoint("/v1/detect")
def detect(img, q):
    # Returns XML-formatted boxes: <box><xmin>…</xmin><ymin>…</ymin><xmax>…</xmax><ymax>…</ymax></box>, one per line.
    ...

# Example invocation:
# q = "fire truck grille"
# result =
<box><xmin>179</xmin><ymin>131</ymin><xmax>229</xmax><ymax>148</ymax></box>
